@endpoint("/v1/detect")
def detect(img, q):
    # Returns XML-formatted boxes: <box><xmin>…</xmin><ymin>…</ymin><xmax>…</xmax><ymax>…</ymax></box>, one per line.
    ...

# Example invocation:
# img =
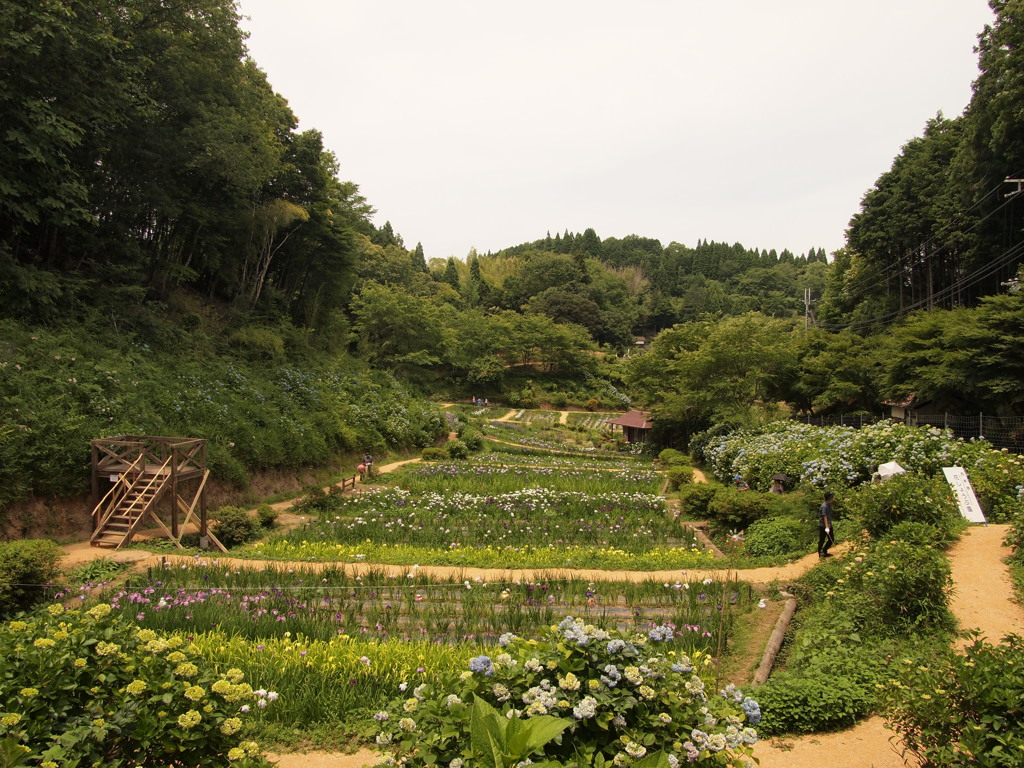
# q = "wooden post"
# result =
<box><xmin>199</xmin><ymin>441</ymin><xmax>208</xmax><ymax>547</ymax></box>
<box><xmin>170</xmin><ymin>440</ymin><xmax>179</xmax><ymax>539</ymax></box>
<box><xmin>90</xmin><ymin>441</ymin><xmax>99</xmax><ymax>531</ymax></box>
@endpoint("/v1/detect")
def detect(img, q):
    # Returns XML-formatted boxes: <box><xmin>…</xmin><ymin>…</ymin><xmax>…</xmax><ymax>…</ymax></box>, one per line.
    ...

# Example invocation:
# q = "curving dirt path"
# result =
<box><xmin>753</xmin><ymin>523</ymin><xmax>1024</xmax><ymax>768</ymax></box>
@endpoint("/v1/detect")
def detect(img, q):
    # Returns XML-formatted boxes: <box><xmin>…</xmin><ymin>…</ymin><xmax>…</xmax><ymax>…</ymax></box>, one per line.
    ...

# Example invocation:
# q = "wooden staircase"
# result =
<box><xmin>91</xmin><ymin>457</ymin><xmax>171</xmax><ymax>549</ymax></box>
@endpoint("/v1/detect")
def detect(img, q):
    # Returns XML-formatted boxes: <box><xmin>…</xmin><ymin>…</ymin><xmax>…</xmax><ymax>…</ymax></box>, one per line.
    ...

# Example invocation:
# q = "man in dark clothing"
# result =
<box><xmin>818</xmin><ymin>492</ymin><xmax>835</xmax><ymax>558</ymax></box>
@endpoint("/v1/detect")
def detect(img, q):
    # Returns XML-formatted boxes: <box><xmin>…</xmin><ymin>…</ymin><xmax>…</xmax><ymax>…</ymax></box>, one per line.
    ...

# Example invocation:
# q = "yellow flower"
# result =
<box><xmin>126</xmin><ymin>680</ymin><xmax>146</xmax><ymax>695</ymax></box>
<box><xmin>7</xmin><ymin>621</ymin><xmax>27</xmax><ymax>632</ymax></box>
<box><xmin>177</xmin><ymin>709</ymin><xmax>202</xmax><ymax>729</ymax></box>
<box><xmin>47</xmin><ymin>604</ymin><xmax>65</xmax><ymax>616</ymax></box>
<box><xmin>184</xmin><ymin>685</ymin><xmax>205</xmax><ymax>702</ymax></box>
<box><xmin>86</xmin><ymin>604</ymin><xmax>112</xmax><ymax>619</ymax></box>
<box><xmin>1</xmin><ymin>714</ymin><xmax>21</xmax><ymax>727</ymax></box>
<box><xmin>221</xmin><ymin>717</ymin><xmax>242</xmax><ymax>735</ymax></box>
<box><xmin>228</xmin><ymin>748</ymin><xmax>246</xmax><ymax>761</ymax></box>
<box><xmin>175</xmin><ymin>663</ymin><xmax>199</xmax><ymax>678</ymax></box>
<box><xmin>19</xmin><ymin>688</ymin><xmax>39</xmax><ymax>698</ymax></box>
<box><xmin>33</xmin><ymin>638</ymin><xmax>55</xmax><ymax>649</ymax></box>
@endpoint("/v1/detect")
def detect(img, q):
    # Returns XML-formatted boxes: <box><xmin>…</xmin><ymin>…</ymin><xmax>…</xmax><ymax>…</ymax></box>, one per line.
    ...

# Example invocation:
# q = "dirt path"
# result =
<box><xmin>145</xmin><ymin>550</ymin><xmax>826</xmax><ymax>586</ymax></box>
<box><xmin>753</xmin><ymin>523</ymin><xmax>1024</xmax><ymax>768</ymax></box>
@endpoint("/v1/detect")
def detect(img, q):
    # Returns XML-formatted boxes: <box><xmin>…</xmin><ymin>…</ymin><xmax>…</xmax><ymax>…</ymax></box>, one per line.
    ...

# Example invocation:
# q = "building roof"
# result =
<box><xmin>606</xmin><ymin>410</ymin><xmax>653</xmax><ymax>429</ymax></box>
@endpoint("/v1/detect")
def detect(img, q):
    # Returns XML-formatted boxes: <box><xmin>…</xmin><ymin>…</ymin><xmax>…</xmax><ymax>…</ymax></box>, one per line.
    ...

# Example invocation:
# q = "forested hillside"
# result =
<box><xmin>2</xmin><ymin>0</ymin><xmax>1023</xmax><ymax>519</ymax></box>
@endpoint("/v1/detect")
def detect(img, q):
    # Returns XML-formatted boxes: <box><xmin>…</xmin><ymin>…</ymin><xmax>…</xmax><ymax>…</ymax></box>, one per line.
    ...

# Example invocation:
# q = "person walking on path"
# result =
<box><xmin>818</xmin><ymin>491</ymin><xmax>835</xmax><ymax>558</ymax></box>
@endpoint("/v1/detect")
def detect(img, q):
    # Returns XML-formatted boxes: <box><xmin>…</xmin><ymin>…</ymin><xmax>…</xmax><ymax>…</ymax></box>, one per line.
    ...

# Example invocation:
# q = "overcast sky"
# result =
<box><xmin>236</xmin><ymin>1</ymin><xmax>994</xmax><ymax>262</ymax></box>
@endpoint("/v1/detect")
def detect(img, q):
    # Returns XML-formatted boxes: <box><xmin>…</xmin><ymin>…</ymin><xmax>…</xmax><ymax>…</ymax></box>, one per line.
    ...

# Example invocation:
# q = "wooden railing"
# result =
<box><xmin>91</xmin><ymin>452</ymin><xmax>145</xmax><ymax>533</ymax></box>
<box><xmin>90</xmin><ymin>454</ymin><xmax>173</xmax><ymax>546</ymax></box>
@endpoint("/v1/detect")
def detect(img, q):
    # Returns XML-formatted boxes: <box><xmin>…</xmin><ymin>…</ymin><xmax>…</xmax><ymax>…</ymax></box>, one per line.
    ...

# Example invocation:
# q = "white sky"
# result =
<box><xmin>237</xmin><ymin>1</ymin><xmax>994</xmax><ymax>262</ymax></box>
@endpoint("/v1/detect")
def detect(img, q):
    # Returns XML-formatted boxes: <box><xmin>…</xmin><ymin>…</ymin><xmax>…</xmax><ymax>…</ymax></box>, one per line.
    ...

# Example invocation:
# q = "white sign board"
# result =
<box><xmin>942</xmin><ymin>467</ymin><xmax>987</xmax><ymax>524</ymax></box>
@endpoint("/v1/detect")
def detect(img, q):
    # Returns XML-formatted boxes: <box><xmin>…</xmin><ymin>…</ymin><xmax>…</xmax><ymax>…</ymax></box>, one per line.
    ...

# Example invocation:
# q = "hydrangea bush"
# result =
<box><xmin>700</xmin><ymin>422</ymin><xmax>1024</xmax><ymax>519</ymax></box>
<box><xmin>374</xmin><ymin>617</ymin><xmax>759</xmax><ymax>768</ymax></box>
<box><xmin>0</xmin><ymin>603</ymin><xmax>274</xmax><ymax>767</ymax></box>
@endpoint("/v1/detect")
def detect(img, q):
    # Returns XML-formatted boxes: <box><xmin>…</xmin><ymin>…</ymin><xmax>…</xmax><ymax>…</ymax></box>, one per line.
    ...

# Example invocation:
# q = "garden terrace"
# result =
<box><xmin>256</xmin><ymin>486</ymin><xmax>712</xmax><ymax>569</ymax></box>
<box><xmin>98</xmin><ymin>560</ymin><xmax>747</xmax><ymax>652</ymax></box>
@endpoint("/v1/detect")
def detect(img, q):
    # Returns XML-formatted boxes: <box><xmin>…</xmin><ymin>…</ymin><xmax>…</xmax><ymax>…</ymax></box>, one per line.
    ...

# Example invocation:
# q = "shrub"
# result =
<box><xmin>374</xmin><ymin>617</ymin><xmax>760</xmax><ymax>767</ymax></box>
<box><xmin>0</xmin><ymin>603</ymin><xmax>273</xmax><ymax>766</ymax></box>
<box><xmin>461</xmin><ymin>429</ymin><xmax>484</xmax><ymax>452</ymax></box>
<box><xmin>256</xmin><ymin>504</ymin><xmax>278</xmax><ymax>529</ymax></box>
<box><xmin>886</xmin><ymin>634</ymin><xmax>1024</xmax><ymax>768</ymax></box>
<box><xmin>0</xmin><ymin>539</ymin><xmax>63</xmax><ymax>619</ymax></box>
<box><xmin>445</xmin><ymin>439</ymin><xmax>469</xmax><ymax>460</ymax></box>
<box><xmin>816</xmin><ymin>539</ymin><xmax>955</xmax><ymax>636</ymax></box>
<box><xmin>211</xmin><ymin>507</ymin><xmax>262</xmax><ymax>548</ymax></box>
<box><xmin>666</xmin><ymin>466</ymin><xmax>694</xmax><ymax>490</ymax></box>
<box><xmin>885</xmin><ymin>520</ymin><xmax>945</xmax><ymax>548</ymax></box>
<box><xmin>743</xmin><ymin>517</ymin><xmax>815</xmax><ymax>558</ymax></box>
<box><xmin>658</xmin><ymin>448</ymin><xmax>689</xmax><ymax>467</ymax></box>
<box><xmin>755</xmin><ymin>671</ymin><xmax>876</xmax><ymax>736</ymax></box>
<box><xmin>421</xmin><ymin>447</ymin><xmax>447</xmax><ymax>461</ymax></box>
<box><xmin>706</xmin><ymin>487</ymin><xmax>777</xmax><ymax>532</ymax></box>
<box><xmin>846</xmin><ymin>473</ymin><xmax>960</xmax><ymax>540</ymax></box>
<box><xmin>676</xmin><ymin>484</ymin><xmax>719</xmax><ymax>520</ymax></box>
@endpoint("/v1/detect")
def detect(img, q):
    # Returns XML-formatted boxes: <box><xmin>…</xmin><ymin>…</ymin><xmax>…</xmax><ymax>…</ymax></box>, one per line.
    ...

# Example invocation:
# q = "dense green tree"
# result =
<box><xmin>349</xmin><ymin>282</ymin><xmax>449</xmax><ymax>370</ymax></box>
<box><xmin>625</xmin><ymin>314</ymin><xmax>799</xmax><ymax>442</ymax></box>
<box><xmin>788</xmin><ymin>329</ymin><xmax>882</xmax><ymax>415</ymax></box>
<box><xmin>411</xmin><ymin>242</ymin><xmax>427</xmax><ymax>272</ymax></box>
<box><xmin>441</xmin><ymin>257</ymin><xmax>462</xmax><ymax>292</ymax></box>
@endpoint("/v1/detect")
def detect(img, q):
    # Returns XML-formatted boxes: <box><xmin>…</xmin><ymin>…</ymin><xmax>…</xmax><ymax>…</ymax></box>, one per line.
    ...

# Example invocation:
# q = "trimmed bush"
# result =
<box><xmin>658</xmin><ymin>448</ymin><xmax>689</xmax><ymax>467</ymax></box>
<box><xmin>666</xmin><ymin>466</ymin><xmax>694</xmax><ymax>490</ymax></box>
<box><xmin>445</xmin><ymin>439</ymin><xmax>469</xmax><ymax>460</ymax></box>
<box><xmin>755</xmin><ymin>670</ymin><xmax>877</xmax><ymax>736</ymax></box>
<box><xmin>421</xmin><ymin>446</ymin><xmax>447</xmax><ymax>461</ymax></box>
<box><xmin>706</xmin><ymin>487</ymin><xmax>777</xmax><ymax>532</ymax></box>
<box><xmin>211</xmin><ymin>507</ymin><xmax>262</xmax><ymax>548</ymax></box>
<box><xmin>743</xmin><ymin>517</ymin><xmax>815</xmax><ymax>558</ymax></box>
<box><xmin>0</xmin><ymin>539</ymin><xmax>63</xmax><ymax>619</ymax></box>
<box><xmin>676</xmin><ymin>483</ymin><xmax>719</xmax><ymax>519</ymax></box>
<box><xmin>256</xmin><ymin>504</ymin><xmax>278</xmax><ymax>529</ymax></box>
<box><xmin>460</xmin><ymin>429</ymin><xmax>484</xmax><ymax>452</ymax></box>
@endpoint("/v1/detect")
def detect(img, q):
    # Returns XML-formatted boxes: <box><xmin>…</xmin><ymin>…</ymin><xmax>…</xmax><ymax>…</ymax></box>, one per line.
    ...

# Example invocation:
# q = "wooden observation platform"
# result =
<box><xmin>89</xmin><ymin>436</ymin><xmax>224</xmax><ymax>551</ymax></box>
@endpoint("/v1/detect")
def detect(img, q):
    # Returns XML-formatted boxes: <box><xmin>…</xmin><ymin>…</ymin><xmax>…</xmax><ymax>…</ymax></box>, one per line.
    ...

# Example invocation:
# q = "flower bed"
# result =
<box><xmin>373</xmin><ymin>617</ymin><xmax>760</xmax><ymax>768</ymax></box>
<box><xmin>102</xmin><ymin>561</ymin><xmax>740</xmax><ymax>652</ymax></box>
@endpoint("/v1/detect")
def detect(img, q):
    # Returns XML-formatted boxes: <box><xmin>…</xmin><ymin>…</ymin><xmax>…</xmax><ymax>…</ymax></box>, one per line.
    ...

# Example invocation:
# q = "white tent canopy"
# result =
<box><xmin>877</xmin><ymin>461</ymin><xmax>906</xmax><ymax>479</ymax></box>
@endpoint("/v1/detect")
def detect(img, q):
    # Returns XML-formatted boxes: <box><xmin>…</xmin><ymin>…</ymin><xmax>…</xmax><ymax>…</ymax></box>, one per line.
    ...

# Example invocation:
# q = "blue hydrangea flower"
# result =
<box><xmin>469</xmin><ymin>655</ymin><xmax>495</xmax><ymax>677</ymax></box>
<box><xmin>648</xmin><ymin>623</ymin><xmax>675</xmax><ymax>642</ymax></box>
<box><xmin>741</xmin><ymin>696</ymin><xmax>761</xmax><ymax>725</ymax></box>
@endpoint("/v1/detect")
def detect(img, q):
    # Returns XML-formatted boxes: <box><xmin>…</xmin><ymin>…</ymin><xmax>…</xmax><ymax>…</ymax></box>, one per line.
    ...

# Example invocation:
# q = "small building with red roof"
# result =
<box><xmin>606</xmin><ymin>410</ymin><xmax>653</xmax><ymax>444</ymax></box>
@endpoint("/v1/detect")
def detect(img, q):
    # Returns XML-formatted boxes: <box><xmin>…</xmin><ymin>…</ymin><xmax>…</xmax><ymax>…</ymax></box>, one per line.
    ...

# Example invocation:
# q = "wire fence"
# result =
<box><xmin>796</xmin><ymin>412</ymin><xmax>1024</xmax><ymax>454</ymax></box>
